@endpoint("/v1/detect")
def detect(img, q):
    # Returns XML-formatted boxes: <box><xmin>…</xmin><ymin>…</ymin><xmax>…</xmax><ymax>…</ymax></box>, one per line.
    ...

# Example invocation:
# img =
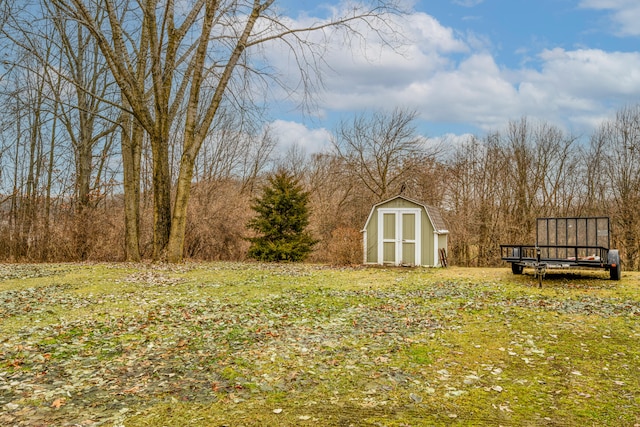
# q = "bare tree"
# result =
<box><xmin>239</xmin><ymin>125</ymin><xmax>277</xmax><ymax>195</ymax></box>
<box><xmin>0</xmin><ymin>5</ymin><xmax>68</xmax><ymax>259</ymax></box>
<box><xmin>443</xmin><ymin>118</ymin><xmax>584</xmax><ymax>267</ymax></box>
<box><xmin>50</xmin><ymin>0</ymin><xmax>407</xmax><ymax>262</ymax></box>
<box><xmin>305</xmin><ymin>152</ymin><xmax>360</xmax><ymax>263</ymax></box>
<box><xmin>194</xmin><ymin>111</ymin><xmax>275</xmax><ymax>189</ymax></box>
<box><xmin>332</xmin><ymin>108</ymin><xmax>432</xmax><ymax>201</ymax></box>
<box><xmin>116</xmin><ymin>9</ymin><xmax>150</xmax><ymax>262</ymax></box>
<box><xmin>526</xmin><ymin>122</ymin><xmax>578</xmax><ymax>216</ymax></box>
<box><xmin>0</xmin><ymin>0</ymin><xmax>122</xmax><ymax>260</ymax></box>
<box><xmin>444</xmin><ymin>134</ymin><xmax>507</xmax><ymax>266</ymax></box>
<box><xmin>596</xmin><ymin>105</ymin><xmax>640</xmax><ymax>269</ymax></box>
<box><xmin>501</xmin><ymin>119</ymin><xmax>576</xmax><ymax>233</ymax></box>
<box><xmin>580</xmin><ymin>130</ymin><xmax>609</xmax><ymax>215</ymax></box>
<box><xmin>48</xmin><ymin>6</ymin><xmax>120</xmax><ymax>259</ymax></box>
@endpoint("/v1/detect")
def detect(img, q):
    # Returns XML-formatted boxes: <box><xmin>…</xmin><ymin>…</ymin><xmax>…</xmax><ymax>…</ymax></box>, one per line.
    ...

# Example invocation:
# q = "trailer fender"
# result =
<box><xmin>511</xmin><ymin>262</ymin><xmax>523</xmax><ymax>274</ymax></box>
<box><xmin>608</xmin><ymin>250</ymin><xmax>621</xmax><ymax>280</ymax></box>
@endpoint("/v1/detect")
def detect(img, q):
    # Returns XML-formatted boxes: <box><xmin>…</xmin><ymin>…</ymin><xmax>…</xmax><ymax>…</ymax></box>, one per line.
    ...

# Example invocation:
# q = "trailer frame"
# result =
<box><xmin>501</xmin><ymin>217</ymin><xmax>621</xmax><ymax>287</ymax></box>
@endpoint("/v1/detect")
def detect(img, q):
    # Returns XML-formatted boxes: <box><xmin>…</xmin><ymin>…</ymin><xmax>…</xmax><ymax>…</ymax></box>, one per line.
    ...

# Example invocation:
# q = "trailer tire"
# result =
<box><xmin>511</xmin><ymin>263</ymin><xmax>523</xmax><ymax>275</ymax></box>
<box><xmin>609</xmin><ymin>250</ymin><xmax>621</xmax><ymax>280</ymax></box>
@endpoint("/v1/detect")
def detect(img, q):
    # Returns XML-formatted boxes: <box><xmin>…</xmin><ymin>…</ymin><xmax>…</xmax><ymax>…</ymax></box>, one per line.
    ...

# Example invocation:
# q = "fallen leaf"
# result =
<box><xmin>446</xmin><ymin>390</ymin><xmax>466</xmax><ymax>397</ymax></box>
<box><xmin>51</xmin><ymin>398</ymin><xmax>66</xmax><ymax>409</ymax></box>
<box><xmin>499</xmin><ymin>404</ymin><xmax>513</xmax><ymax>412</ymax></box>
<box><xmin>4</xmin><ymin>402</ymin><xmax>19</xmax><ymax>411</ymax></box>
<box><xmin>122</xmin><ymin>385</ymin><xmax>141</xmax><ymax>394</ymax></box>
<box><xmin>464</xmin><ymin>374</ymin><xmax>480</xmax><ymax>385</ymax></box>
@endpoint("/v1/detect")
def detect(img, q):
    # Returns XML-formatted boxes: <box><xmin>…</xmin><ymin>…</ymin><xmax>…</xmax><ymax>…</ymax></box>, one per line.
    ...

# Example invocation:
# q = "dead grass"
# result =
<box><xmin>1</xmin><ymin>263</ymin><xmax>638</xmax><ymax>426</ymax></box>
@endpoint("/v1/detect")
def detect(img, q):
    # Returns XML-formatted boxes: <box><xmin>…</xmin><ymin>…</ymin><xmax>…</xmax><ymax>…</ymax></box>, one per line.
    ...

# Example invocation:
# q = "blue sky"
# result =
<box><xmin>266</xmin><ymin>0</ymin><xmax>640</xmax><ymax>155</ymax></box>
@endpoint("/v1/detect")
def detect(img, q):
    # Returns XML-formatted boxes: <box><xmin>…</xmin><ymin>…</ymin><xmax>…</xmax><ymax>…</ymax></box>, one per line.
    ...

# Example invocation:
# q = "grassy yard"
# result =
<box><xmin>0</xmin><ymin>263</ymin><xmax>638</xmax><ymax>426</ymax></box>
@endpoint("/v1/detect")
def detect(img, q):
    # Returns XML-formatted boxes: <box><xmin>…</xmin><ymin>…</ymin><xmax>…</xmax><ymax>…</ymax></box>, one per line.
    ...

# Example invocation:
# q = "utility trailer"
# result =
<box><xmin>501</xmin><ymin>217</ymin><xmax>621</xmax><ymax>287</ymax></box>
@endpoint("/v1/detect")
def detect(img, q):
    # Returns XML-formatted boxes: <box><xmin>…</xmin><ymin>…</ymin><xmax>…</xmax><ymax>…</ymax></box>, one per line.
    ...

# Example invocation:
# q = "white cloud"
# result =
<box><xmin>266</xmin><ymin>3</ymin><xmax>640</xmax><ymax>141</ymax></box>
<box><xmin>269</xmin><ymin>120</ymin><xmax>332</xmax><ymax>155</ymax></box>
<box><xmin>510</xmin><ymin>48</ymin><xmax>640</xmax><ymax>131</ymax></box>
<box><xmin>293</xmin><ymin>11</ymin><xmax>472</xmax><ymax>111</ymax></box>
<box><xmin>416</xmin><ymin>54</ymin><xmax>519</xmax><ymax>126</ymax></box>
<box><xmin>452</xmin><ymin>0</ymin><xmax>484</xmax><ymax>7</ymax></box>
<box><xmin>518</xmin><ymin>48</ymin><xmax>640</xmax><ymax>112</ymax></box>
<box><xmin>535</xmin><ymin>48</ymin><xmax>640</xmax><ymax>97</ymax></box>
<box><xmin>579</xmin><ymin>0</ymin><xmax>640</xmax><ymax>36</ymax></box>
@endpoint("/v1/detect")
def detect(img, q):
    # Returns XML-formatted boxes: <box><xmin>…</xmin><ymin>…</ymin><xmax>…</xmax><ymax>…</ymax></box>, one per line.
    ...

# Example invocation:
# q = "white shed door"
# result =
<box><xmin>378</xmin><ymin>209</ymin><xmax>421</xmax><ymax>266</ymax></box>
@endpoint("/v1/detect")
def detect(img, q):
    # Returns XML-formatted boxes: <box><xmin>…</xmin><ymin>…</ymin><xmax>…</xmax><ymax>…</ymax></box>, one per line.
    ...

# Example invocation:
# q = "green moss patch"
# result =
<box><xmin>0</xmin><ymin>264</ymin><xmax>638</xmax><ymax>426</ymax></box>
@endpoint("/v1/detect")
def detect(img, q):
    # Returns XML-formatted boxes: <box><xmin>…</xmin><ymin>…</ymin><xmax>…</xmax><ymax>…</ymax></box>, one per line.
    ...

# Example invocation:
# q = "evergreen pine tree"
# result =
<box><xmin>247</xmin><ymin>170</ymin><xmax>317</xmax><ymax>262</ymax></box>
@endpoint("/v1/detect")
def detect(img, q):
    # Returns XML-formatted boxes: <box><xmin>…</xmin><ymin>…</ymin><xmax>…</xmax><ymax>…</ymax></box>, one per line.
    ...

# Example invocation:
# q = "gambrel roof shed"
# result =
<box><xmin>362</xmin><ymin>195</ymin><xmax>448</xmax><ymax>267</ymax></box>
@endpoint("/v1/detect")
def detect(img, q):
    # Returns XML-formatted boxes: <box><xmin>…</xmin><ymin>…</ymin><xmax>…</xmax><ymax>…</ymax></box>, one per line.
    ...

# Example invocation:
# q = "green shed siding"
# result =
<box><xmin>378</xmin><ymin>198</ymin><xmax>416</xmax><ymax>209</ymax></box>
<box><xmin>365</xmin><ymin>209</ymin><xmax>377</xmax><ymax>263</ymax></box>
<box><xmin>363</xmin><ymin>195</ymin><xmax>448</xmax><ymax>267</ymax></box>
<box><xmin>421</xmin><ymin>208</ymin><xmax>434</xmax><ymax>266</ymax></box>
<box><xmin>438</xmin><ymin>233</ymin><xmax>447</xmax><ymax>252</ymax></box>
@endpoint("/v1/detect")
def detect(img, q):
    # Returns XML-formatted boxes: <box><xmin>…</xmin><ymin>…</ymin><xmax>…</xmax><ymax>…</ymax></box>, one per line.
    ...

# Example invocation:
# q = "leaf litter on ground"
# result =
<box><xmin>0</xmin><ymin>263</ymin><xmax>638</xmax><ymax>426</ymax></box>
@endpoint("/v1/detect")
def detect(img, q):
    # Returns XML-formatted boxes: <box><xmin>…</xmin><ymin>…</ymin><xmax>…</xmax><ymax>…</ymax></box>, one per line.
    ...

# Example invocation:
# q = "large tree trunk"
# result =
<box><xmin>121</xmin><ymin>113</ymin><xmax>142</xmax><ymax>261</ymax></box>
<box><xmin>151</xmin><ymin>134</ymin><xmax>172</xmax><ymax>260</ymax></box>
<box><xmin>167</xmin><ymin>154</ymin><xmax>196</xmax><ymax>262</ymax></box>
<box><xmin>165</xmin><ymin>0</ymin><xmax>266</xmax><ymax>262</ymax></box>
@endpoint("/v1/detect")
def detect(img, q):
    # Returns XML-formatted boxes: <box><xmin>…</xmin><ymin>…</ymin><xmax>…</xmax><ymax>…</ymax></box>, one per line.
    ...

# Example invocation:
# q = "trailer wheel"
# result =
<box><xmin>609</xmin><ymin>250</ymin><xmax>621</xmax><ymax>280</ymax></box>
<box><xmin>511</xmin><ymin>263</ymin><xmax>523</xmax><ymax>275</ymax></box>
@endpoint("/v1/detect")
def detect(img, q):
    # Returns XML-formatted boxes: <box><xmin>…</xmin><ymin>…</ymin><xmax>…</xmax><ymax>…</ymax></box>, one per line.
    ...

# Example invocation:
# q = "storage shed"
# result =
<box><xmin>362</xmin><ymin>195</ymin><xmax>448</xmax><ymax>267</ymax></box>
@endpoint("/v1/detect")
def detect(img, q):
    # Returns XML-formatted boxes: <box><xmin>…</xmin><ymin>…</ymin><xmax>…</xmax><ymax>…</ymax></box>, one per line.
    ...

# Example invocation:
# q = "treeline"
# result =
<box><xmin>446</xmin><ymin>110</ymin><xmax>640</xmax><ymax>270</ymax></box>
<box><xmin>1</xmin><ymin>2</ymin><xmax>639</xmax><ymax>268</ymax></box>
<box><xmin>2</xmin><ymin>101</ymin><xmax>640</xmax><ymax>268</ymax></box>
